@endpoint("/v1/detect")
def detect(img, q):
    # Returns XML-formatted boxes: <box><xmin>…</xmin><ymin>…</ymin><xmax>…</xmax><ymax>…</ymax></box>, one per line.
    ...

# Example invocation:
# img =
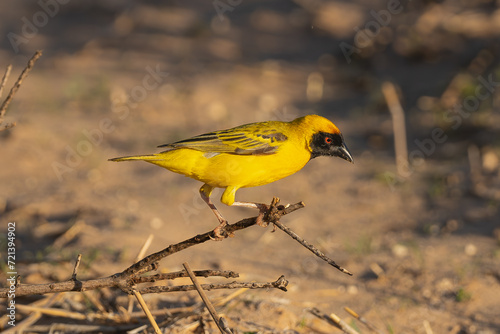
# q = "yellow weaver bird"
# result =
<box><xmin>110</xmin><ymin>115</ymin><xmax>353</xmax><ymax>238</ymax></box>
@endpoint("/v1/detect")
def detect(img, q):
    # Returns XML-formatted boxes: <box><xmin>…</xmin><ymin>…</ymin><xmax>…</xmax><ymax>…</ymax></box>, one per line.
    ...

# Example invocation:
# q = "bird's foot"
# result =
<box><xmin>210</xmin><ymin>220</ymin><xmax>234</xmax><ymax>241</ymax></box>
<box><xmin>255</xmin><ymin>203</ymin><xmax>271</xmax><ymax>227</ymax></box>
<box><xmin>257</xmin><ymin>197</ymin><xmax>286</xmax><ymax>228</ymax></box>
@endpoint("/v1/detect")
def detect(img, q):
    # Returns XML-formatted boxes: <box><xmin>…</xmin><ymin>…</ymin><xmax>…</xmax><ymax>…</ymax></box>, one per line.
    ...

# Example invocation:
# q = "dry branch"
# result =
<box><xmin>0</xmin><ymin>196</ymin><xmax>348</xmax><ymax>311</ymax></box>
<box><xmin>273</xmin><ymin>219</ymin><xmax>352</xmax><ymax>275</ymax></box>
<box><xmin>138</xmin><ymin>276</ymin><xmax>288</xmax><ymax>295</ymax></box>
<box><xmin>0</xmin><ymin>50</ymin><xmax>43</xmax><ymax>130</ymax></box>
<box><xmin>0</xmin><ymin>198</ymin><xmax>302</xmax><ymax>298</ymax></box>
<box><xmin>132</xmin><ymin>269</ymin><xmax>239</xmax><ymax>284</ymax></box>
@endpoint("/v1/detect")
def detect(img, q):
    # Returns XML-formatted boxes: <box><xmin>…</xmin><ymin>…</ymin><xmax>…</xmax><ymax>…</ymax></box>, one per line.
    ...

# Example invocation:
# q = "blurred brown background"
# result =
<box><xmin>1</xmin><ymin>0</ymin><xmax>499</xmax><ymax>333</ymax></box>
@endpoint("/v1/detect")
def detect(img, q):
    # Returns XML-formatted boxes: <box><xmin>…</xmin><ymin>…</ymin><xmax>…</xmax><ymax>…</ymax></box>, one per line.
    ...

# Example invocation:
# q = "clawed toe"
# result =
<box><xmin>210</xmin><ymin>221</ymin><xmax>234</xmax><ymax>240</ymax></box>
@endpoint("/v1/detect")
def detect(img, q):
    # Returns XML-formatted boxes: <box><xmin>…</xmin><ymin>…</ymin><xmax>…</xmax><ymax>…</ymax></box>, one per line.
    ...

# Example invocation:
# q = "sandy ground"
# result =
<box><xmin>1</xmin><ymin>1</ymin><xmax>500</xmax><ymax>333</ymax></box>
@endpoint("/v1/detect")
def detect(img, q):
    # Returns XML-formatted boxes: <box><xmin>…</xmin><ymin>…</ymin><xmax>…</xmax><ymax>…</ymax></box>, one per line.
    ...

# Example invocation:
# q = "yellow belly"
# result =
<box><xmin>148</xmin><ymin>142</ymin><xmax>311</xmax><ymax>189</ymax></box>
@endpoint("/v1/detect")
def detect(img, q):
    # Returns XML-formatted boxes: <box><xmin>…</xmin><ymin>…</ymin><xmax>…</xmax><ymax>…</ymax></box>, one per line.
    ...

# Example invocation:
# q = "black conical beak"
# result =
<box><xmin>336</xmin><ymin>142</ymin><xmax>354</xmax><ymax>163</ymax></box>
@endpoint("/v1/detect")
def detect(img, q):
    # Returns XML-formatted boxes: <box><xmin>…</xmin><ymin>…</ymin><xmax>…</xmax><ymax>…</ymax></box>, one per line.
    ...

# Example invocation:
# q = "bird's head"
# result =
<box><xmin>298</xmin><ymin>115</ymin><xmax>353</xmax><ymax>163</ymax></box>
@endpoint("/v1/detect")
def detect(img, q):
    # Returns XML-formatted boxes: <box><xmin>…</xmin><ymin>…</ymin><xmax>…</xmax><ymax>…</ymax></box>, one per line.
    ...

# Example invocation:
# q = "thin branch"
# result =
<box><xmin>138</xmin><ymin>276</ymin><xmax>288</xmax><ymax>295</ymax></box>
<box><xmin>0</xmin><ymin>50</ymin><xmax>43</xmax><ymax>129</ymax></box>
<box><xmin>183</xmin><ymin>262</ymin><xmax>233</xmax><ymax>334</ymax></box>
<box><xmin>272</xmin><ymin>220</ymin><xmax>352</xmax><ymax>275</ymax></box>
<box><xmin>22</xmin><ymin>324</ymin><xmax>140</xmax><ymax>333</ymax></box>
<box><xmin>132</xmin><ymin>270</ymin><xmax>239</xmax><ymax>284</ymax></box>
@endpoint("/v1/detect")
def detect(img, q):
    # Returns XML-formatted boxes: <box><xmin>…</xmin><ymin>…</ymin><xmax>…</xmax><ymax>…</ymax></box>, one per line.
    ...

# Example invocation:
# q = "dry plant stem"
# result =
<box><xmin>16</xmin><ymin>304</ymin><xmax>87</xmax><ymax>320</ymax></box>
<box><xmin>132</xmin><ymin>289</ymin><xmax>162</xmax><ymax>334</ymax></box>
<box><xmin>344</xmin><ymin>306</ymin><xmax>384</xmax><ymax>334</ymax></box>
<box><xmin>309</xmin><ymin>308</ymin><xmax>358</xmax><ymax>334</ymax></box>
<box><xmin>24</xmin><ymin>324</ymin><xmax>140</xmax><ymax>333</ymax></box>
<box><xmin>135</xmin><ymin>234</ymin><xmax>154</xmax><ymax>261</ymax></box>
<box><xmin>183</xmin><ymin>262</ymin><xmax>233</xmax><ymax>334</ymax></box>
<box><xmin>0</xmin><ymin>65</ymin><xmax>12</xmax><ymax>98</ymax></box>
<box><xmin>272</xmin><ymin>220</ymin><xmax>352</xmax><ymax>275</ymax></box>
<box><xmin>329</xmin><ymin>312</ymin><xmax>359</xmax><ymax>334</ymax></box>
<box><xmin>71</xmin><ymin>254</ymin><xmax>82</xmax><ymax>280</ymax></box>
<box><xmin>382</xmin><ymin>81</ymin><xmax>408</xmax><ymax>177</ymax></box>
<box><xmin>423</xmin><ymin>320</ymin><xmax>434</xmax><ymax>334</ymax></box>
<box><xmin>0</xmin><ymin>50</ymin><xmax>43</xmax><ymax>129</ymax></box>
<box><xmin>139</xmin><ymin>275</ymin><xmax>288</xmax><ymax>295</ymax></box>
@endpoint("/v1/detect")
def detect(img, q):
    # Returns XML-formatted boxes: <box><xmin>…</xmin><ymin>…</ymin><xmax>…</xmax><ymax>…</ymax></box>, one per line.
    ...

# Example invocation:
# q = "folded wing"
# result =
<box><xmin>158</xmin><ymin>123</ymin><xmax>288</xmax><ymax>156</ymax></box>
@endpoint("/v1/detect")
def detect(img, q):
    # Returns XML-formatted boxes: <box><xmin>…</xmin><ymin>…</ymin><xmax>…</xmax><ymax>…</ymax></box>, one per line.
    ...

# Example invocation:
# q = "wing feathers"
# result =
<box><xmin>158</xmin><ymin>123</ymin><xmax>288</xmax><ymax>156</ymax></box>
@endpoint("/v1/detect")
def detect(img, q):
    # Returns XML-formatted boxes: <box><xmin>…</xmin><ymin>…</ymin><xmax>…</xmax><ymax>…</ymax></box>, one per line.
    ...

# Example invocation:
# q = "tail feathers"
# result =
<box><xmin>109</xmin><ymin>154</ymin><xmax>161</xmax><ymax>162</ymax></box>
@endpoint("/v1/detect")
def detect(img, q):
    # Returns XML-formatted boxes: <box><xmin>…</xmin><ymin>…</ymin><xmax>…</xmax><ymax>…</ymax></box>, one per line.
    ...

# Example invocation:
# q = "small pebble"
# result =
<box><xmin>465</xmin><ymin>243</ymin><xmax>477</xmax><ymax>256</ymax></box>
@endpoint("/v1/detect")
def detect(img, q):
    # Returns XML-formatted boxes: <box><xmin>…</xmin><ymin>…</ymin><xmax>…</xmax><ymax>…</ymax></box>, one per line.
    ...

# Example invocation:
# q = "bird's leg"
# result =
<box><xmin>199</xmin><ymin>184</ymin><xmax>231</xmax><ymax>240</ymax></box>
<box><xmin>231</xmin><ymin>201</ymin><xmax>270</xmax><ymax>227</ymax></box>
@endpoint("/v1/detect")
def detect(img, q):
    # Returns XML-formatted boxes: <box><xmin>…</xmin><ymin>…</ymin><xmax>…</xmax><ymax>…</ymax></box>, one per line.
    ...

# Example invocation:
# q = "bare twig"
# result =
<box><xmin>138</xmin><ymin>276</ymin><xmax>288</xmax><ymax>295</ymax></box>
<box><xmin>0</xmin><ymin>50</ymin><xmax>43</xmax><ymax>130</ymax></box>
<box><xmin>71</xmin><ymin>254</ymin><xmax>82</xmax><ymax>280</ymax></box>
<box><xmin>382</xmin><ymin>81</ymin><xmax>408</xmax><ymax>177</ymax></box>
<box><xmin>0</xmin><ymin>65</ymin><xmax>12</xmax><ymax>98</ymax></box>
<box><xmin>184</xmin><ymin>262</ymin><xmax>233</xmax><ymax>334</ymax></box>
<box><xmin>132</xmin><ymin>269</ymin><xmax>239</xmax><ymax>284</ymax></box>
<box><xmin>132</xmin><ymin>289</ymin><xmax>162</xmax><ymax>334</ymax></box>
<box><xmin>344</xmin><ymin>306</ymin><xmax>384</xmax><ymax>334</ymax></box>
<box><xmin>272</xmin><ymin>220</ymin><xmax>352</xmax><ymax>275</ymax></box>
<box><xmin>24</xmin><ymin>324</ymin><xmax>140</xmax><ymax>333</ymax></box>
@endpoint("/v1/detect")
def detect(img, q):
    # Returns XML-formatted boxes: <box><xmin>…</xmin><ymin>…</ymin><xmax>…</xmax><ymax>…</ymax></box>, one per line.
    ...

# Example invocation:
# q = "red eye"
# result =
<box><xmin>325</xmin><ymin>137</ymin><xmax>332</xmax><ymax>144</ymax></box>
